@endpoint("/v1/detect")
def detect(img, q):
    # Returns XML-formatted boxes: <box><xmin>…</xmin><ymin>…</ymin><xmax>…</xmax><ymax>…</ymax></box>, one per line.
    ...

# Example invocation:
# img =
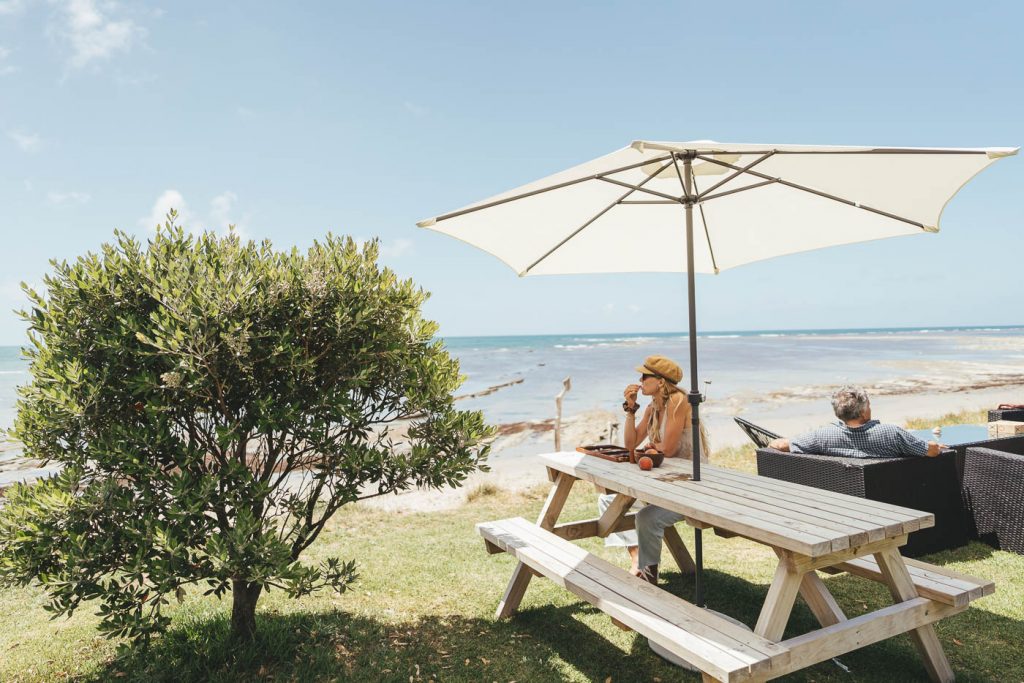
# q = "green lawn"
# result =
<box><xmin>1</xmin><ymin>445</ymin><xmax>1022</xmax><ymax>682</ymax></box>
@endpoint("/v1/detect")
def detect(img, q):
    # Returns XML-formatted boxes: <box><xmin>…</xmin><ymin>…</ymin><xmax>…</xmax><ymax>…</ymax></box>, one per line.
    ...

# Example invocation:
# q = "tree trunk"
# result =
<box><xmin>230</xmin><ymin>579</ymin><xmax>263</xmax><ymax>642</ymax></box>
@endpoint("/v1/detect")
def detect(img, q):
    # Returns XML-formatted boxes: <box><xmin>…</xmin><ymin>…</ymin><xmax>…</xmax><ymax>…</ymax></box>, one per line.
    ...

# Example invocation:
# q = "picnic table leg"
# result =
<box><xmin>754</xmin><ymin>557</ymin><xmax>804</xmax><ymax>641</ymax></box>
<box><xmin>495</xmin><ymin>473</ymin><xmax>577</xmax><ymax>620</ymax></box>
<box><xmin>596</xmin><ymin>493</ymin><xmax>636</xmax><ymax>537</ymax></box>
<box><xmin>874</xmin><ymin>548</ymin><xmax>955</xmax><ymax>683</ymax></box>
<box><xmin>663</xmin><ymin>524</ymin><xmax>696</xmax><ymax>575</ymax></box>
<box><xmin>798</xmin><ymin>571</ymin><xmax>847</xmax><ymax>627</ymax></box>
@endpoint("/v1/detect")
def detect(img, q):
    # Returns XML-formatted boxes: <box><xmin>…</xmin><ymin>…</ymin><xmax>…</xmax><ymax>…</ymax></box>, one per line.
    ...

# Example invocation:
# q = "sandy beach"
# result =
<box><xmin>3</xmin><ymin>380</ymin><xmax>1023</xmax><ymax>510</ymax></box>
<box><xmin>355</xmin><ymin>380</ymin><xmax>1023</xmax><ymax>513</ymax></box>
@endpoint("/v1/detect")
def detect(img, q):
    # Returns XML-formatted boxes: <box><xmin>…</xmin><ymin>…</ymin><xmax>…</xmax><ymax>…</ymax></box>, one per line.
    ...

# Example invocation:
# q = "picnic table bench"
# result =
<box><xmin>477</xmin><ymin>452</ymin><xmax>993</xmax><ymax>682</ymax></box>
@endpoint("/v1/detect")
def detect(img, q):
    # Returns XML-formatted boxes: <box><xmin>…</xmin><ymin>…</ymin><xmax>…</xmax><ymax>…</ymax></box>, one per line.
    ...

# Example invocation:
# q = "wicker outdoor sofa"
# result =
<box><xmin>963</xmin><ymin>435</ymin><xmax>1024</xmax><ymax>554</ymax></box>
<box><xmin>755</xmin><ymin>447</ymin><xmax>971</xmax><ymax>557</ymax></box>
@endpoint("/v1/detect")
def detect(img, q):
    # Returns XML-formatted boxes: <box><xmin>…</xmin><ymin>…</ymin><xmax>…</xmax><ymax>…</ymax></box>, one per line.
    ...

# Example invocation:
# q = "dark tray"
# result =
<box><xmin>576</xmin><ymin>444</ymin><xmax>631</xmax><ymax>462</ymax></box>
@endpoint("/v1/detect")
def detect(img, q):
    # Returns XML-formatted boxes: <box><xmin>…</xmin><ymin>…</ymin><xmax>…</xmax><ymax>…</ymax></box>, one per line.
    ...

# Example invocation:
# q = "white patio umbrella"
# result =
<box><xmin>417</xmin><ymin>140</ymin><xmax>1017</xmax><ymax>605</ymax></box>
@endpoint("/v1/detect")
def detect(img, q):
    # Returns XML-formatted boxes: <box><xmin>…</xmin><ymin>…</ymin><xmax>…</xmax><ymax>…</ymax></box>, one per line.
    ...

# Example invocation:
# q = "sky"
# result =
<box><xmin>0</xmin><ymin>1</ymin><xmax>1021</xmax><ymax>345</ymax></box>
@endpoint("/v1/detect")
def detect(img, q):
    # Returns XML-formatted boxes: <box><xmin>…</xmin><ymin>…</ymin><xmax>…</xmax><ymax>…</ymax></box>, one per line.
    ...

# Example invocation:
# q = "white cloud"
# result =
<box><xmin>141</xmin><ymin>189</ymin><xmax>192</xmax><ymax>231</ymax></box>
<box><xmin>140</xmin><ymin>189</ymin><xmax>248</xmax><ymax>238</ymax></box>
<box><xmin>47</xmin><ymin>190</ymin><xmax>91</xmax><ymax>204</ymax></box>
<box><xmin>0</xmin><ymin>0</ymin><xmax>27</xmax><ymax>15</ymax></box>
<box><xmin>236</xmin><ymin>105</ymin><xmax>255</xmax><ymax>118</ymax></box>
<box><xmin>0</xmin><ymin>46</ymin><xmax>15</xmax><ymax>75</ymax></box>
<box><xmin>380</xmin><ymin>238</ymin><xmax>413</xmax><ymax>258</ymax></box>
<box><xmin>7</xmin><ymin>129</ymin><xmax>40</xmax><ymax>152</ymax></box>
<box><xmin>52</xmin><ymin>0</ymin><xmax>144</xmax><ymax>70</ymax></box>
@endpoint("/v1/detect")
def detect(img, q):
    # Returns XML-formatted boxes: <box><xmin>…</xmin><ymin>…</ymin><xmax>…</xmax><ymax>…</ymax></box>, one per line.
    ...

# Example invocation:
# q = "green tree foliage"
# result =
<box><xmin>0</xmin><ymin>218</ymin><xmax>491</xmax><ymax>643</ymax></box>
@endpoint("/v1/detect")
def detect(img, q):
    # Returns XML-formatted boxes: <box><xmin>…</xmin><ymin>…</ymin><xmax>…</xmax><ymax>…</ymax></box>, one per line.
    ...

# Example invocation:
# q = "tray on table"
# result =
<box><xmin>576</xmin><ymin>444</ymin><xmax>631</xmax><ymax>462</ymax></box>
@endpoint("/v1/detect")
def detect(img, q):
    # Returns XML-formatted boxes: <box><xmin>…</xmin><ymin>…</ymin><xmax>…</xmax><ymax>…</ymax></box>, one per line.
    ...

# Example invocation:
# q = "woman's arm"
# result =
<box><xmin>658</xmin><ymin>395</ymin><xmax>691</xmax><ymax>458</ymax></box>
<box><xmin>625</xmin><ymin>405</ymin><xmax>651</xmax><ymax>452</ymax></box>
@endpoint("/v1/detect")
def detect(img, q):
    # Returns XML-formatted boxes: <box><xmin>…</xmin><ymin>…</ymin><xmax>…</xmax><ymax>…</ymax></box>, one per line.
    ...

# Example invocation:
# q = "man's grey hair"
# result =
<box><xmin>831</xmin><ymin>385</ymin><xmax>870</xmax><ymax>421</ymax></box>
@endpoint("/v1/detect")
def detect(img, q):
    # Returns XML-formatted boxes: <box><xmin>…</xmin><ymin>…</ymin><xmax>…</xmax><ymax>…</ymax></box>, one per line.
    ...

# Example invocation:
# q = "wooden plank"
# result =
<box><xmin>552</xmin><ymin>513</ymin><xmax>636</xmax><ymax>542</ymax></box>
<box><xmin>539</xmin><ymin>452</ymin><xmax>927</xmax><ymax>554</ymax></box>
<box><xmin>754</xmin><ymin>558</ymin><xmax>805</xmax><ymax>641</ymax></box>
<box><xmin>659</xmin><ymin>455</ymin><xmax>932</xmax><ymax>525</ymax></box>
<box><xmin>687</xmin><ymin>458</ymin><xmax>930</xmax><ymax>531</ymax></box>
<box><xmin>604</xmin><ymin>464</ymin><xmax>856</xmax><ymax>549</ymax></box>
<box><xmin>537</xmin><ymin>472</ymin><xmax>576</xmax><ymax>530</ymax></box>
<box><xmin>687</xmin><ymin>476</ymin><xmax>886</xmax><ymax>545</ymax></box>
<box><xmin>494</xmin><ymin>473</ymin><xmax>576</xmax><ymax>619</ymax></box>
<box><xmin>503</xmin><ymin>519</ymin><xmax>789</xmax><ymax>670</ymax></box>
<box><xmin>835</xmin><ymin>554</ymin><xmax>994</xmax><ymax>608</ymax></box>
<box><xmin>541</xmin><ymin>452</ymin><xmax>932</xmax><ymax>532</ymax></box>
<box><xmin>693</xmin><ymin>466</ymin><xmax>918</xmax><ymax>538</ymax></box>
<box><xmin>799</xmin><ymin>571</ymin><xmax>847</xmax><ymax>628</ymax></box>
<box><xmin>495</xmin><ymin>561</ymin><xmax>532</xmax><ymax>620</ymax></box>
<box><xmin>596</xmin><ymin>493</ymin><xmax>637</xmax><ymax>537</ymax></box>
<box><xmin>874</xmin><ymin>548</ymin><xmax>955</xmax><ymax>683</ymax></box>
<box><xmin>779</xmin><ymin>536</ymin><xmax>907</xmax><ymax>574</ymax></box>
<box><xmin>776</xmin><ymin>598</ymin><xmax>963</xmax><ymax>678</ymax></box>
<box><xmin>663</xmin><ymin>523</ymin><xmax>696</xmax><ymax>574</ymax></box>
<box><xmin>569</xmin><ymin>459</ymin><xmax>842</xmax><ymax>556</ymax></box>
<box><xmin>485</xmin><ymin>518</ymin><xmax>787</xmax><ymax>681</ymax></box>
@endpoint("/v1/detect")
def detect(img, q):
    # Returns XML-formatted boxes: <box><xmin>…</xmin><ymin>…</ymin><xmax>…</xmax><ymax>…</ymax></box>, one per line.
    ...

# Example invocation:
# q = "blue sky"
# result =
<box><xmin>0</xmin><ymin>1</ymin><xmax>1021</xmax><ymax>345</ymax></box>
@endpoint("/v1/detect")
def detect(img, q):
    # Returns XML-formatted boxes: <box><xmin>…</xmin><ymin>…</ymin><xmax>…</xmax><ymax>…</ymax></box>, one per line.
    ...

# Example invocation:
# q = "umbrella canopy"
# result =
<box><xmin>418</xmin><ymin>140</ymin><xmax>1016</xmax><ymax>607</ymax></box>
<box><xmin>418</xmin><ymin>140</ymin><xmax>1017</xmax><ymax>277</ymax></box>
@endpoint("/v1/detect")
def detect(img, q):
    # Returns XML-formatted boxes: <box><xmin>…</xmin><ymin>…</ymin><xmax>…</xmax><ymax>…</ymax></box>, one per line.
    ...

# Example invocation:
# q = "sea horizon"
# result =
<box><xmin>4</xmin><ymin>322</ymin><xmax>1024</xmax><ymax>441</ymax></box>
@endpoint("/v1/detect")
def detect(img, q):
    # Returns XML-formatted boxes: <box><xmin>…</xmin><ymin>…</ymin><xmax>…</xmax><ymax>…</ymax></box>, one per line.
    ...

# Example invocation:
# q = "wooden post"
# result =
<box><xmin>554</xmin><ymin>376</ymin><xmax>571</xmax><ymax>451</ymax></box>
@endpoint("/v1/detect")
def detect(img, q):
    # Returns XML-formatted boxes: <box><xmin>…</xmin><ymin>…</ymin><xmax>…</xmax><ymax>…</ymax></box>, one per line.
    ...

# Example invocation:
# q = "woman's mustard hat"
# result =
<box><xmin>635</xmin><ymin>355</ymin><xmax>683</xmax><ymax>385</ymax></box>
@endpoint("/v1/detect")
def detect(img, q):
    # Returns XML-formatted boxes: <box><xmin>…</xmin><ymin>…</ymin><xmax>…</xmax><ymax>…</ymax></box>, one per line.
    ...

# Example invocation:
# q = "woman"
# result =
<box><xmin>598</xmin><ymin>354</ymin><xmax>708</xmax><ymax>582</ymax></box>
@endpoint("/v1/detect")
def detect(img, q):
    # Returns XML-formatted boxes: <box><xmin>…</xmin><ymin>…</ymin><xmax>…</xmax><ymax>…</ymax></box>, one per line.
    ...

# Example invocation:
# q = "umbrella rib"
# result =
<box><xmin>693</xmin><ymin>175</ymin><xmax>719</xmax><ymax>275</ymax></box>
<box><xmin>694</xmin><ymin>155</ymin><xmax>930</xmax><ymax>230</ymax></box>
<box><xmin>700</xmin><ymin>179</ymin><xmax>777</xmax><ymax>203</ymax></box>
<box><xmin>520</xmin><ymin>159</ymin><xmax>676</xmax><ymax>275</ymax></box>
<box><xmin>671</xmin><ymin>154</ymin><xmax>719</xmax><ymax>274</ymax></box>
<box><xmin>425</xmin><ymin>154</ymin><xmax>672</xmax><ymax>225</ymax></box>
<box><xmin>696</xmin><ymin>151</ymin><xmax>776</xmax><ymax>200</ymax></box>
<box><xmin>596</xmin><ymin>176</ymin><xmax>685</xmax><ymax>202</ymax></box>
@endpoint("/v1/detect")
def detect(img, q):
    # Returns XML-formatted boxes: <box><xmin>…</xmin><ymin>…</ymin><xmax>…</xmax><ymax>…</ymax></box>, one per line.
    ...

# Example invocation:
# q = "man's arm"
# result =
<box><xmin>768</xmin><ymin>438</ymin><xmax>791</xmax><ymax>452</ymax></box>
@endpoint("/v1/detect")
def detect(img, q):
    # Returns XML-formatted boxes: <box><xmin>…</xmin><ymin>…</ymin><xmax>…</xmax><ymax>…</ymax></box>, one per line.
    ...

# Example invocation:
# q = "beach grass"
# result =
<box><xmin>1</xmin><ymin>449</ymin><xmax>1022</xmax><ymax>682</ymax></box>
<box><xmin>904</xmin><ymin>408</ymin><xmax>989</xmax><ymax>430</ymax></box>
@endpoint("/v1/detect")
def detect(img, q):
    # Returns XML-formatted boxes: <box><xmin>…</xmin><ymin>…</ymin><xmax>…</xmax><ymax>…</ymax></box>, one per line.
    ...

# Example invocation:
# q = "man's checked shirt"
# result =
<box><xmin>790</xmin><ymin>419</ymin><xmax>929</xmax><ymax>458</ymax></box>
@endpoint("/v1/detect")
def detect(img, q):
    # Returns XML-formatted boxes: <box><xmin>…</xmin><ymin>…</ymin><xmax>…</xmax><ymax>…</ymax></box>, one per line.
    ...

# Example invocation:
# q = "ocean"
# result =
<box><xmin>4</xmin><ymin>324</ymin><xmax>1024</xmax><ymax>445</ymax></box>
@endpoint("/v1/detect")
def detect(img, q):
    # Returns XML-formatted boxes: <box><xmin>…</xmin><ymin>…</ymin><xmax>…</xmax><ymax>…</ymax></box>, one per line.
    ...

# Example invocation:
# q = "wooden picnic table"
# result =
<box><xmin>477</xmin><ymin>452</ymin><xmax>994</xmax><ymax>682</ymax></box>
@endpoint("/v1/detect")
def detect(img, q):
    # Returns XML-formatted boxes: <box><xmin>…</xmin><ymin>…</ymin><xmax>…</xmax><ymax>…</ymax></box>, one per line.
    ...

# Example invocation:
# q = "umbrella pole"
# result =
<box><xmin>682</xmin><ymin>153</ymin><xmax>706</xmax><ymax>608</ymax></box>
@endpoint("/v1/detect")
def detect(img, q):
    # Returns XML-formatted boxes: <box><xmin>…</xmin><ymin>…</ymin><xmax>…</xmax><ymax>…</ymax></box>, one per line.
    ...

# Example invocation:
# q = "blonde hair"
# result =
<box><xmin>648</xmin><ymin>378</ymin><xmax>712</xmax><ymax>461</ymax></box>
<box><xmin>648</xmin><ymin>380</ymin><xmax>683</xmax><ymax>442</ymax></box>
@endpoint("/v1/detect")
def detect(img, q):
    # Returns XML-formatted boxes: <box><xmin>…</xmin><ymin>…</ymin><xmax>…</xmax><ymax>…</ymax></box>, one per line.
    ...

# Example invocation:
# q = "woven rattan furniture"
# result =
<box><xmin>988</xmin><ymin>407</ymin><xmax>1024</xmax><ymax>422</ymax></box>
<box><xmin>756</xmin><ymin>448</ymin><xmax>971</xmax><ymax>557</ymax></box>
<box><xmin>962</xmin><ymin>435</ymin><xmax>1024</xmax><ymax>554</ymax></box>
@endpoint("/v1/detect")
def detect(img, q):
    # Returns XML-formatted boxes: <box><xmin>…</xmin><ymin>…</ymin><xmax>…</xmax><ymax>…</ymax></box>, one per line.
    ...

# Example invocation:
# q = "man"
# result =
<box><xmin>769</xmin><ymin>385</ymin><xmax>945</xmax><ymax>458</ymax></box>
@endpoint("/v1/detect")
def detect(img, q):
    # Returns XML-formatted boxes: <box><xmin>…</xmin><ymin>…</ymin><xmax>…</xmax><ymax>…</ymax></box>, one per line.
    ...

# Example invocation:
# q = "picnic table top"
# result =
<box><xmin>539</xmin><ymin>451</ymin><xmax>934</xmax><ymax>558</ymax></box>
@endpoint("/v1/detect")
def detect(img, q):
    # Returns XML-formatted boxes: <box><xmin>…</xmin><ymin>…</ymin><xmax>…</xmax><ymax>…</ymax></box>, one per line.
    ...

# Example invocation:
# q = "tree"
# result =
<box><xmin>0</xmin><ymin>219</ymin><xmax>491</xmax><ymax>643</ymax></box>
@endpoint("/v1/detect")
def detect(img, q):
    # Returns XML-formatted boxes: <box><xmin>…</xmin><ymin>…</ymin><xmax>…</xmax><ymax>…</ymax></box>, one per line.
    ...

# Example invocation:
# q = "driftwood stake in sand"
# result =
<box><xmin>554</xmin><ymin>377</ymin><xmax>572</xmax><ymax>451</ymax></box>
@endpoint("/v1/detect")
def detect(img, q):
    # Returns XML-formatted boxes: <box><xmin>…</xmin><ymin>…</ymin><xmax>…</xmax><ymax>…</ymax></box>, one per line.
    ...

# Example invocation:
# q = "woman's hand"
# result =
<box><xmin>623</xmin><ymin>383</ymin><xmax>640</xmax><ymax>408</ymax></box>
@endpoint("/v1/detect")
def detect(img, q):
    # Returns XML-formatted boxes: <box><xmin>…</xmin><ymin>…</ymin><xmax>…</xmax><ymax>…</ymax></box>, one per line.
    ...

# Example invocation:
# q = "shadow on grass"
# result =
<box><xmin>90</xmin><ymin>561</ymin><xmax>1021</xmax><ymax>683</ymax></box>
